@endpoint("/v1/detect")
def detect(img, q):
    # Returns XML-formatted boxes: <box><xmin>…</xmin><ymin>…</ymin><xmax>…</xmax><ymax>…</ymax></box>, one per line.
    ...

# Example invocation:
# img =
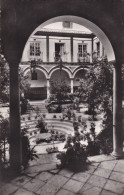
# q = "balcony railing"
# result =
<box><xmin>53</xmin><ymin>52</ymin><xmax>68</xmax><ymax>62</ymax></box>
<box><xmin>77</xmin><ymin>52</ymin><xmax>91</xmax><ymax>63</ymax></box>
<box><xmin>29</xmin><ymin>52</ymin><xmax>43</xmax><ymax>62</ymax></box>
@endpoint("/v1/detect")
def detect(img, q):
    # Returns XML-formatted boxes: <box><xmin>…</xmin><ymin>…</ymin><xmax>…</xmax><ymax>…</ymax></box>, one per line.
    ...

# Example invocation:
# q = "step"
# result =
<box><xmin>47</xmin><ymin>124</ymin><xmax>73</xmax><ymax>130</ymax></box>
<box><xmin>45</xmin><ymin>119</ymin><xmax>73</xmax><ymax>127</ymax></box>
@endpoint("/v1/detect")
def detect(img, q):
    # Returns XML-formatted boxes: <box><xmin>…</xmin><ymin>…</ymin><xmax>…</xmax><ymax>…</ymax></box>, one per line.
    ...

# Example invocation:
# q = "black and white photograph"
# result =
<box><xmin>0</xmin><ymin>0</ymin><xmax>124</xmax><ymax>194</ymax></box>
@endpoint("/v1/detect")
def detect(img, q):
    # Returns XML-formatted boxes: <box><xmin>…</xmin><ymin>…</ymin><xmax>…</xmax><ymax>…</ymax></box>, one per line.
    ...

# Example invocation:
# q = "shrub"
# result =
<box><xmin>36</xmin><ymin>117</ymin><xmax>48</xmax><ymax>133</ymax></box>
<box><xmin>20</xmin><ymin>98</ymin><xmax>28</xmax><ymax>115</ymax></box>
<box><xmin>56</xmin><ymin>134</ymin><xmax>88</xmax><ymax>172</ymax></box>
<box><xmin>21</xmin><ymin>128</ymin><xmax>38</xmax><ymax>169</ymax></box>
<box><xmin>46</xmin><ymin>147</ymin><xmax>58</xmax><ymax>154</ymax></box>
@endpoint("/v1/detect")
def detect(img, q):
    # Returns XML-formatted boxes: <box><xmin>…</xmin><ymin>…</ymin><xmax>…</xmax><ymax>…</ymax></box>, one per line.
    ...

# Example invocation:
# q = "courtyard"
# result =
<box><xmin>1</xmin><ymin>154</ymin><xmax>124</xmax><ymax>195</ymax></box>
<box><xmin>1</xmin><ymin>1</ymin><xmax>124</xmax><ymax>195</ymax></box>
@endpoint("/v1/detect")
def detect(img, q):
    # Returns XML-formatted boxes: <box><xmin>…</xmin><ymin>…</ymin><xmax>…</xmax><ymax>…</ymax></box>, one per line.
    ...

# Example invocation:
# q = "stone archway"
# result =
<box><xmin>1</xmin><ymin>0</ymin><xmax>124</xmax><ymax>174</ymax></box>
<box><xmin>73</xmin><ymin>68</ymin><xmax>87</xmax><ymax>92</ymax></box>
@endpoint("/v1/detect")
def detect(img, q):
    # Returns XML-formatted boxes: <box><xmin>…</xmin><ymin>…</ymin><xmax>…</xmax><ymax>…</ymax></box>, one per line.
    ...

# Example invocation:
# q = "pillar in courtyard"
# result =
<box><xmin>9</xmin><ymin>64</ymin><xmax>22</xmax><ymax>174</ymax></box>
<box><xmin>70</xmin><ymin>37</ymin><xmax>73</xmax><ymax>62</ymax></box>
<box><xmin>112</xmin><ymin>63</ymin><xmax>123</xmax><ymax>158</ymax></box>
<box><xmin>71</xmin><ymin>78</ymin><xmax>74</xmax><ymax>93</ymax></box>
<box><xmin>47</xmin><ymin>79</ymin><xmax>50</xmax><ymax>98</ymax></box>
<box><xmin>46</xmin><ymin>35</ymin><xmax>49</xmax><ymax>62</ymax></box>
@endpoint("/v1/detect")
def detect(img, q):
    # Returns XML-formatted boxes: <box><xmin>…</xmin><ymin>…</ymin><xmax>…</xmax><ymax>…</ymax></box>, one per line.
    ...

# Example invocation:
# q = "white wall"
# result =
<box><xmin>22</xmin><ymin>36</ymin><xmax>46</xmax><ymax>62</ymax></box>
<box><xmin>73</xmin><ymin>38</ymin><xmax>92</xmax><ymax>62</ymax></box>
<box><xmin>49</xmin><ymin>36</ymin><xmax>71</xmax><ymax>62</ymax></box>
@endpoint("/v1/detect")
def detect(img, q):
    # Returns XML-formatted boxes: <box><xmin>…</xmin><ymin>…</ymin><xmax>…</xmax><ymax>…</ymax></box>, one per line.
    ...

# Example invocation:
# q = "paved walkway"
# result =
<box><xmin>0</xmin><ymin>154</ymin><xmax>124</xmax><ymax>195</ymax></box>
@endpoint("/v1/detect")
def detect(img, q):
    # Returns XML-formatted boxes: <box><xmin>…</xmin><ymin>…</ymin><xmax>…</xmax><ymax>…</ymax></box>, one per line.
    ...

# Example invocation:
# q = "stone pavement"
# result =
<box><xmin>0</xmin><ymin>154</ymin><xmax>124</xmax><ymax>195</ymax></box>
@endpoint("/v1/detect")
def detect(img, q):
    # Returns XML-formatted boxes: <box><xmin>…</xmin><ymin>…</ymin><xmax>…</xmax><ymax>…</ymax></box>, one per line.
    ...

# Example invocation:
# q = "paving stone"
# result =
<box><xmin>72</xmin><ymin>172</ymin><xmax>90</xmax><ymax>183</ymax></box>
<box><xmin>114</xmin><ymin>161</ymin><xmax>124</xmax><ymax>173</ymax></box>
<box><xmin>36</xmin><ymin>182</ymin><xmax>60</xmax><ymax>195</ymax></box>
<box><xmin>84</xmin><ymin>165</ymin><xmax>97</xmax><ymax>174</ymax></box>
<box><xmin>56</xmin><ymin>188</ymin><xmax>75</xmax><ymax>195</ymax></box>
<box><xmin>25</xmin><ymin>172</ymin><xmax>39</xmax><ymax>178</ymax></box>
<box><xmin>0</xmin><ymin>183</ymin><xmax>18</xmax><ymax>195</ymax></box>
<box><xmin>87</xmin><ymin>174</ymin><xmax>107</xmax><ymax>188</ymax></box>
<box><xmin>35</xmin><ymin>172</ymin><xmax>53</xmax><ymax>182</ymax></box>
<box><xmin>104</xmin><ymin>179</ymin><xmax>124</xmax><ymax>194</ymax></box>
<box><xmin>90</xmin><ymin>162</ymin><xmax>100</xmax><ymax>167</ymax></box>
<box><xmin>110</xmin><ymin>171</ymin><xmax>124</xmax><ymax>183</ymax></box>
<box><xmin>63</xmin><ymin>179</ymin><xmax>84</xmax><ymax>193</ymax></box>
<box><xmin>49</xmin><ymin>169</ymin><xmax>60</xmax><ymax>174</ymax></box>
<box><xmin>25</xmin><ymin>163</ymin><xmax>56</xmax><ymax>174</ymax></box>
<box><xmin>88</xmin><ymin>155</ymin><xmax>114</xmax><ymax>163</ymax></box>
<box><xmin>59</xmin><ymin>169</ymin><xmax>74</xmax><ymax>178</ymax></box>
<box><xmin>23</xmin><ymin>178</ymin><xmax>45</xmax><ymax>193</ymax></box>
<box><xmin>47</xmin><ymin>174</ymin><xmax>69</xmax><ymax>188</ymax></box>
<box><xmin>14</xmin><ymin>188</ymin><xmax>35</xmax><ymax>195</ymax></box>
<box><xmin>78</xmin><ymin>183</ymin><xmax>93</xmax><ymax>193</ymax></box>
<box><xmin>79</xmin><ymin>186</ymin><xmax>102</xmax><ymax>195</ymax></box>
<box><xmin>11</xmin><ymin>175</ymin><xmax>31</xmax><ymax>186</ymax></box>
<box><xmin>93</xmin><ymin>167</ymin><xmax>111</xmax><ymax>178</ymax></box>
<box><xmin>101</xmin><ymin>189</ymin><xmax>118</xmax><ymax>195</ymax></box>
<box><xmin>99</xmin><ymin>160</ymin><xmax>117</xmax><ymax>170</ymax></box>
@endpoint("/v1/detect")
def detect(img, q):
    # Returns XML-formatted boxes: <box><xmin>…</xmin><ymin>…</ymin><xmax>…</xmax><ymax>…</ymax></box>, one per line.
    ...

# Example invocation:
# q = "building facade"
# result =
<box><xmin>20</xmin><ymin>22</ymin><xmax>105</xmax><ymax>100</ymax></box>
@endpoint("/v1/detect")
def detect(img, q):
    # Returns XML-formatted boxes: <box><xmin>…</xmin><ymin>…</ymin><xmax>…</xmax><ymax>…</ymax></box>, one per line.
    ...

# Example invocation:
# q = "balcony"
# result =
<box><xmin>77</xmin><ymin>52</ymin><xmax>91</xmax><ymax>63</ymax></box>
<box><xmin>53</xmin><ymin>52</ymin><xmax>68</xmax><ymax>62</ymax></box>
<box><xmin>29</xmin><ymin>52</ymin><xmax>43</xmax><ymax>62</ymax></box>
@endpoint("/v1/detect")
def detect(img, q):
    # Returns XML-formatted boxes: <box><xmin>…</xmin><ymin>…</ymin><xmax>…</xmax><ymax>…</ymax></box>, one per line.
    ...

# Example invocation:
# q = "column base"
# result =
<box><xmin>111</xmin><ymin>151</ymin><xmax>124</xmax><ymax>159</ymax></box>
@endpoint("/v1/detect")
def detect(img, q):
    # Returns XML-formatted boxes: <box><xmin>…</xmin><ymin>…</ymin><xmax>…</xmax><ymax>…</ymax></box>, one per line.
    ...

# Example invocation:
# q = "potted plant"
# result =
<box><xmin>56</xmin><ymin>134</ymin><xmax>88</xmax><ymax>172</ymax></box>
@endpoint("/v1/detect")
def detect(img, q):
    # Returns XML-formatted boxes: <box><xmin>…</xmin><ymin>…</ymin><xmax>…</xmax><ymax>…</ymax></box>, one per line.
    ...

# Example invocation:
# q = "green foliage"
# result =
<box><xmin>96</xmin><ymin>107</ymin><xmax>113</xmax><ymax>154</ymax></box>
<box><xmin>0</xmin><ymin>116</ymin><xmax>9</xmax><ymax>169</ymax></box>
<box><xmin>20</xmin><ymin>98</ymin><xmax>29</xmax><ymax>115</ymax></box>
<box><xmin>19</xmin><ymin>68</ymin><xmax>31</xmax><ymax>114</ymax></box>
<box><xmin>36</xmin><ymin>116</ymin><xmax>48</xmax><ymax>133</ymax></box>
<box><xmin>0</xmin><ymin>55</ymin><xmax>9</xmax><ymax>103</ymax></box>
<box><xmin>75</xmin><ymin>58</ymin><xmax>113</xmax><ymax>116</ymax></box>
<box><xmin>21</xmin><ymin>128</ymin><xmax>38</xmax><ymax>169</ymax></box>
<box><xmin>50</xmin><ymin>79</ymin><xmax>71</xmax><ymax>106</ymax></box>
<box><xmin>19</xmin><ymin>68</ymin><xmax>30</xmax><ymax>99</ymax></box>
<box><xmin>57</xmin><ymin>134</ymin><xmax>88</xmax><ymax>172</ymax></box>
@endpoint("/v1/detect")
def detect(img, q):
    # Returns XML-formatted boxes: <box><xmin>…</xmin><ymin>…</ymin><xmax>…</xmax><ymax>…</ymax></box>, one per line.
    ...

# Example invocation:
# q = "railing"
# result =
<box><xmin>29</xmin><ymin>52</ymin><xmax>43</xmax><ymax>62</ymax></box>
<box><xmin>53</xmin><ymin>52</ymin><xmax>68</xmax><ymax>62</ymax></box>
<box><xmin>77</xmin><ymin>52</ymin><xmax>91</xmax><ymax>63</ymax></box>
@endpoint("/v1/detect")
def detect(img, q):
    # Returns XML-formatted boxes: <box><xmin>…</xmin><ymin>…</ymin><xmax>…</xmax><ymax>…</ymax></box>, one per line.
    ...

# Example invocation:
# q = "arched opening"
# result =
<box><xmin>73</xmin><ymin>69</ymin><xmax>87</xmax><ymax>92</ymax></box>
<box><xmin>50</xmin><ymin>69</ymin><xmax>71</xmax><ymax>94</ymax></box>
<box><xmin>24</xmin><ymin>69</ymin><xmax>47</xmax><ymax>100</ymax></box>
<box><xmin>2</xmin><ymin>3</ymin><xmax>123</xmax><ymax>175</ymax></box>
<box><xmin>22</xmin><ymin>15</ymin><xmax>115</xmax><ymax>62</ymax></box>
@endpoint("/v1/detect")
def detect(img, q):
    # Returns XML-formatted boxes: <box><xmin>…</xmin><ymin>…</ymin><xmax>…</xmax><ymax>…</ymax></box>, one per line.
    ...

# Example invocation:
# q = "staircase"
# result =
<box><xmin>26</xmin><ymin>101</ymin><xmax>47</xmax><ymax>114</ymax></box>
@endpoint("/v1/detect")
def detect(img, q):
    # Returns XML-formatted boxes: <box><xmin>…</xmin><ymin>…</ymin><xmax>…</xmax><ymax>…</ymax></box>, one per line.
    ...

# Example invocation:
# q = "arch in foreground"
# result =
<box><xmin>1</xmin><ymin>0</ymin><xmax>124</xmax><ymax>174</ymax></box>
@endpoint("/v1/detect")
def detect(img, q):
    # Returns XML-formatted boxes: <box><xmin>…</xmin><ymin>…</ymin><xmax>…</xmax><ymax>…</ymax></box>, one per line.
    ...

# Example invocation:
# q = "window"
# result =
<box><xmin>96</xmin><ymin>42</ymin><xmax>100</xmax><ymax>57</ymax></box>
<box><xmin>63</xmin><ymin>21</ymin><xmax>72</xmax><ymax>28</ymax></box>
<box><xmin>31</xmin><ymin>71</ymin><xmax>37</xmax><ymax>80</ymax></box>
<box><xmin>30</xmin><ymin>42</ymin><xmax>41</xmax><ymax>56</ymax></box>
<box><xmin>83</xmin><ymin>44</ymin><xmax>87</xmax><ymax>53</ymax></box>
<box><xmin>78</xmin><ymin>44</ymin><xmax>83</xmax><ymax>57</ymax></box>
<box><xmin>78</xmin><ymin>44</ymin><xmax>87</xmax><ymax>57</ymax></box>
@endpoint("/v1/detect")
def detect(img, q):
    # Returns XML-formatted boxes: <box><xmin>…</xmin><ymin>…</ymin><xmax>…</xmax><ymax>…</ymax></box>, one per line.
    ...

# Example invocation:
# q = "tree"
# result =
<box><xmin>0</xmin><ymin>115</ymin><xmax>9</xmax><ymax>169</ymax></box>
<box><xmin>76</xmin><ymin>58</ymin><xmax>113</xmax><ymax>119</ymax></box>
<box><xmin>19</xmin><ymin>68</ymin><xmax>31</xmax><ymax>114</ymax></box>
<box><xmin>0</xmin><ymin>54</ymin><xmax>9</xmax><ymax>103</ymax></box>
<box><xmin>19</xmin><ymin>68</ymin><xmax>30</xmax><ymax>100</ymax></box>
<box><xmin>49</xmin><ymin>79</ymin><xmax>71</xmax><ymax>112</ymax></box>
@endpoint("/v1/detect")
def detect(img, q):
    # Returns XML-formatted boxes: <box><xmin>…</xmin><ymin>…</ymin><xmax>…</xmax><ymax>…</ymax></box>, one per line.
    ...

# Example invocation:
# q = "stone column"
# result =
<box><xmin>71</xmin><ymin>79</ymin><xmax>74</xmax><ymax>93</ymax></box>
<box><xmin>112</xmin><ymin>65</ymin><xmax>123</xmax><ymax>158</ymax></box>
<box><xmin>47</xmin><ymin>79</ymin><xmax>50</xmax><ymax>98</ymax></box>
<box><xmin>46</xmin><ymin>35</ymin><xmax>49</xmax><ymax>62</ymax></box>
<box><xmin>9</xmin><ymin>64</ymin><xmax>22</xmax><ymax>174</ymax></box>
<box><xmin>70</xmin><ymin>37</ymin><xmax>73</xmax><ymax>62</ymax></box>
